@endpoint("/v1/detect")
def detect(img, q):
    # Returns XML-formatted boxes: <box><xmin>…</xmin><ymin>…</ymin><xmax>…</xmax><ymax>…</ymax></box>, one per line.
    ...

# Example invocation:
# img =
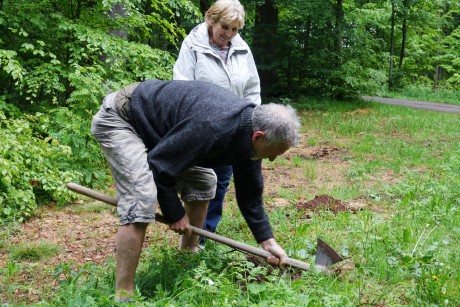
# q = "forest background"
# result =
<box><xmin>0</xmin><ymin>0</ymin><xmax>459</xmax><ymax>230</ymax></box>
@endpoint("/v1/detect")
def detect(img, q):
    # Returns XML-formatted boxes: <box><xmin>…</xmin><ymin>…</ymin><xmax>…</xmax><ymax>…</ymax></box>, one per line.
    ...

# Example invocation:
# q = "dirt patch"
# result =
<box><xmin>0</xmin><ymin>203</ymin><xmax>174</xmax><ymax>303</ymax></box>
<box><xmin>309</xmin><ymin>147</ymin><xmax>341</xmax><ymax>159</ymax></box>
<box><xmin>286</xmin><ymin>145</ymin><xmax>344</xmax><ymax>161</ymax></box>
<box><xmin>295</xmin><ymin>194</ymin><xmax>365</xmax><ymax>217</ymax></box>
<box><xmin>261</xmin><ymin>144</ymin><xmax>350</xmax><ymax>199</ymax></box>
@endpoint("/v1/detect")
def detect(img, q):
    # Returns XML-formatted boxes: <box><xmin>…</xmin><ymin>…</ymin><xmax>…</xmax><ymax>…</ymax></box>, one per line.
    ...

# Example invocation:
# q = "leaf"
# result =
<box><xmin>21</xmin><ymin>43</ymin><xmax>35</xmax><ymax>51</ymax></box>
<box><xmin>247</xmin><ymin>283</ymin><xmax>267</xmax><ymax>294</ymax></box>
<box><xmin>400</xmin><ymin>255</ymin><xmax>413</xmax><ymax>264</ymax></box>
<box><xmin>403</xmin><ymin>229</ymin><xmax>411</xmax><ymax>243</ymax></box>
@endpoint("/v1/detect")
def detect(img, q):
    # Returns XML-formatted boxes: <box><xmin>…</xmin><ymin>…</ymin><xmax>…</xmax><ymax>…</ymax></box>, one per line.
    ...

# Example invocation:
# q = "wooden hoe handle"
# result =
<box><xmin>66</xmin><ymin>182</ymin><xmax>312</xmax><ymax>271</ymax></box>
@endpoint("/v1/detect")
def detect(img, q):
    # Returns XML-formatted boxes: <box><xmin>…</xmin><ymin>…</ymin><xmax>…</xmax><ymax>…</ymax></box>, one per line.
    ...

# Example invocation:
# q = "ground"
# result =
<box><xmin>0</xmin><ymin>129</ymin><xmax>383</xmax><ymax>303</ymax></box>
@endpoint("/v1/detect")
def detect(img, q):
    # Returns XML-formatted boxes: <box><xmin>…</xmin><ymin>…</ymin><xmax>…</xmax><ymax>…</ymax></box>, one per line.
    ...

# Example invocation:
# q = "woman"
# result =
<box><xmin>173</xmin><ymin>0</ymin><xmax>261</xmax><ymax>240</ymax></box>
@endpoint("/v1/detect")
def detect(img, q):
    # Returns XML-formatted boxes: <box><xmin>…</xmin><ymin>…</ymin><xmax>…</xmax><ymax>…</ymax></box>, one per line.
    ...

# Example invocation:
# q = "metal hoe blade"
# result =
<box><xmin>315</xmin><ymin>238</ymin><xmax>343</xmax><ymax>270</ymax></box>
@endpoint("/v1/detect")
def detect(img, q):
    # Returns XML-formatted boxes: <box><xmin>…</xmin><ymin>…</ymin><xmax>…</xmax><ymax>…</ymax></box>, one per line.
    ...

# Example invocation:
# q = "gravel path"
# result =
<box><xmin>362</xmin><ymin>96</ymin><xmax>460</xmax><ymax>114</ymax></box>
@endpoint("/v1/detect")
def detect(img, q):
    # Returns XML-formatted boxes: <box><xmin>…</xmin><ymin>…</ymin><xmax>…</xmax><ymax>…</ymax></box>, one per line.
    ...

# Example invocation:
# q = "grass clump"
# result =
<box><xmin>8</xmin><ymin>241</ymin><xmax>61</xmax><ymax>261</ymax></box>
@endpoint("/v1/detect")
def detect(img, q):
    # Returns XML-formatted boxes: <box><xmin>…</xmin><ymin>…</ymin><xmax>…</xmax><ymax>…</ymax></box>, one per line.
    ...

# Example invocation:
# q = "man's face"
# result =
<box><xmin>251</xmin><ymin>131</ymin><xmax>290</xmax><ymax>162</ymax></box>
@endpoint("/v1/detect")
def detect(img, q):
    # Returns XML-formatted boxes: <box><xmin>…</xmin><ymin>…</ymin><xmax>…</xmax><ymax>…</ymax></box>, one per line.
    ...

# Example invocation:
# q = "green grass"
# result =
<box><xmin>8</xmin><ymin>241</ymin><xmax>61</xmax><ymax>261</ymax></box>
<box><xmin>380</xmin><ymin>85</ymin><xmax>460</xmax><ymax>105</ymax></box>
<box><xmin>65</xmin><ymin>201</ymin><xmax>115</xmax><ymax>215</ymax></box>
<box><xmin>1</xmin><ymin>95</ymin><xmax>459</xmax><ymax>305</ymax></box>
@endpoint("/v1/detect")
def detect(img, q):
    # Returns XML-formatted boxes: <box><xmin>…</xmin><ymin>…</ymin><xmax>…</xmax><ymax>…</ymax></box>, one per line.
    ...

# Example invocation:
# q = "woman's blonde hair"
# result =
<box><xmin>205</xmin><ymin>0</ymin><xmax>245</xmax><ymax>28</ymax></box>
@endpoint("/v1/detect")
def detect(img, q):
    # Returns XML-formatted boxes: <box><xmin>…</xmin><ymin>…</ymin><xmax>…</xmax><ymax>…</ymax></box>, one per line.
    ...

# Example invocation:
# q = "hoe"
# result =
<box><xmin>67</xmin><ymin>182</ymin><xmax>343</xmax><ymax>272</ymax></box>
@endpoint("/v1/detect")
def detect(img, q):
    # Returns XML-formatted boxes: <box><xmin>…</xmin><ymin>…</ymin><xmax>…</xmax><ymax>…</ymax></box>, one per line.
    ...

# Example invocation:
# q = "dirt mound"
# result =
<box><xmin>295</xmin><ymin>194</ymin><xmax>356</xmax><ymax>215</ymax></box>
<box><xmin>310</xmin><ymin>147</ymin><xmax>340</xmax><ymax>158</ymax></box>
<box><xmin>289</xmin><ymin>146</ymin><xmax>341</xmax><ymax>160</ymax></box>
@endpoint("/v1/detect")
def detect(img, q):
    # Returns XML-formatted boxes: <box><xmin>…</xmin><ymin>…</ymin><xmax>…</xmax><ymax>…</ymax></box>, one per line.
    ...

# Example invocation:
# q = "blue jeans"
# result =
<box><xmin>202</xmin><ymin>165</ymin><xmax>232</xmax><ymax>238</ymax></box>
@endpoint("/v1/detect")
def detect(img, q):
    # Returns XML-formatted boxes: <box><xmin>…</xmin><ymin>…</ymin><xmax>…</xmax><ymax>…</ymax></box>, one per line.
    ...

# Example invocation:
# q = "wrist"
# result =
<box><xmin>260</xmin><ymin>238</ymin><xmax>275</xmax><ymax>249</ymax></box>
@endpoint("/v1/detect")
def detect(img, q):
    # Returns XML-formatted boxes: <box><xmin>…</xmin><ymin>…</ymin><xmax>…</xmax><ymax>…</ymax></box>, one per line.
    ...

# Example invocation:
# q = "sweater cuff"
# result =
<box><xmin>253</xmin><ymin>226</ymin><xmax>274</xmax><ymax>244</ymax></box>
<box><xmin>158</xmin><ymin>194</ymin><xmax>185</xmax><ymax>223</ymax></box>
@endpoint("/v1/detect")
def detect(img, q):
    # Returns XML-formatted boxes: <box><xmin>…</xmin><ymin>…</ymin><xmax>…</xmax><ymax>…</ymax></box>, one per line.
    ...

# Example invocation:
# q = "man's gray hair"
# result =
<box><xmin>252</xmin><ymin>103</ymin><xmax>301</xmax><ymax>146</ymax></box>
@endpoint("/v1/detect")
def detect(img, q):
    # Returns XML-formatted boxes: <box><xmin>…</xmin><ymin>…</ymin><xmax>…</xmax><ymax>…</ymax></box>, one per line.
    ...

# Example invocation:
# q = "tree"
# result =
<box><xmin>334</xmin><ymin>0</ymin><xmax>344</xmax><ymax>66</ymax></box>
<box><xmin>389</xmin><ymin>1</ymin><xmax>396</xmax><ymax>90</ymax></box>
<box><xmin>252</xmin><ymin>0</ymin><xmax>280</xmax><ymax>97</ymax></box>
<box><xmin>199</xmin><ymin>0</ymin><xmax>210</xmax><ymax>16</ymax></box>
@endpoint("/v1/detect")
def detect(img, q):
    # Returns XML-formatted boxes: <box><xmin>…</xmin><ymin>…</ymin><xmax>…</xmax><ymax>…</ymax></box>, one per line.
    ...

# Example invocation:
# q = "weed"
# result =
<box><xmin>8</xmin><ymin>241</ymin><xmax>61</xmax><ymax>261</ymax></box>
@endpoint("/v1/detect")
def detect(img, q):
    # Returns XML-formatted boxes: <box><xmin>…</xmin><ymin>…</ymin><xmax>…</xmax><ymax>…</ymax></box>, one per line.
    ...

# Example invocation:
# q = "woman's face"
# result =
<box><xmin>209</xmin><ymin>19</ymin><xmax>240</xmax><ymax>48</ymax></box>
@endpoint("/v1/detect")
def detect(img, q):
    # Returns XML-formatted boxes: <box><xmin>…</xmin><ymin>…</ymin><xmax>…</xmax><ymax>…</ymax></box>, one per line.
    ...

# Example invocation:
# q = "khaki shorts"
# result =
<box><xmin>91</xmin><ymin>92</ymin><xmax>217</xmax><ymax>224</ymax></box>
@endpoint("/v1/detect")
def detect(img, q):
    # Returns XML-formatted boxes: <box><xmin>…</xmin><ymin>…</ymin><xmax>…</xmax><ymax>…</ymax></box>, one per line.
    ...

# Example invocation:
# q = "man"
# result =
<box><xmin>91</xmin><ymin>79</ymin><xmax>300</xmax><ymax>300</ymax></box>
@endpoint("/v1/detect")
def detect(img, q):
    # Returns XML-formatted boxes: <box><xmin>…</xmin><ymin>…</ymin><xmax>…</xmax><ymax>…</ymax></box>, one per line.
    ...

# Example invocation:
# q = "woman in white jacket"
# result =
<box><xmin>173</xmin><ymin>0</ymin><xmax>261</xmax><ymax>243</ymax></box>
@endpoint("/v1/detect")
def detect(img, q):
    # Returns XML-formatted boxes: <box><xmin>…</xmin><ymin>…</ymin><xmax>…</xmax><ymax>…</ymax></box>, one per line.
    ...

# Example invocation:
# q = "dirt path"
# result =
<box><xmin>362</xmin><ymin>96</ymin><xmax>460</xmax><ymax>114</ymax></box>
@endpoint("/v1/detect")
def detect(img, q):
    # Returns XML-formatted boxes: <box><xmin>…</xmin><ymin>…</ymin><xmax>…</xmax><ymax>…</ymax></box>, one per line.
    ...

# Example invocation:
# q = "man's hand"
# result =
<box><xmin>169</xmin><ymin>215</ymin><xmax>192</xmax><ymax>237</ymax></box>
<box><xmin>260</xmin><ymin>238</ymin><xmax>288</xmax><ymax>267</ymax></box>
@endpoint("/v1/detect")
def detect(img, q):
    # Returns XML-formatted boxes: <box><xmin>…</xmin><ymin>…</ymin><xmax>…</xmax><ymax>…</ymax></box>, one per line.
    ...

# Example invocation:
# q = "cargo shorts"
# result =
<box><xmin>91</xmin><ymin>91</ymin><xmax>217</xmax><ymax>225</ymax></box>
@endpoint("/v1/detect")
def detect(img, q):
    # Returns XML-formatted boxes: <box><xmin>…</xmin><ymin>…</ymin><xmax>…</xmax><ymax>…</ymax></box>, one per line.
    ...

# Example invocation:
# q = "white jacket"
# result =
<box><xmin>173</xmin><ymin>23</ymin><xmax>261</xmax><ymax>105</ymax></box>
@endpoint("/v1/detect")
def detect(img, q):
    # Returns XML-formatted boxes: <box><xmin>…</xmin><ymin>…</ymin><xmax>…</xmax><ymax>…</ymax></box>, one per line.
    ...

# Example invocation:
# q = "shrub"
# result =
<box><xmin>0</xmin><ymin>105</ymin><xmax>82</xmax><ymax>223</ymax></box>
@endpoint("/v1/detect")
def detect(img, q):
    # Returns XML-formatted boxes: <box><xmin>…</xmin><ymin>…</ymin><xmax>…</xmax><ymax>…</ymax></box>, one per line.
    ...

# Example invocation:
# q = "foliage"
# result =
<box><xmin>0</xmin><ymin>0</ymin><xmax>199</xmax><ymax>220</ymax></box>
<box><xmin>46</xmin><ymin>246</ymin><xmax>352</xmax><ymax>306</ymax></box>
<box><xmin>0</xmin><ymin>103</ymin><xmax>82</xmax><ymax>223</ymax></box>
<box><xmin>245</xmin><ymin>0</ymin><xmax>460</xmax><ymax>97</ymax></box>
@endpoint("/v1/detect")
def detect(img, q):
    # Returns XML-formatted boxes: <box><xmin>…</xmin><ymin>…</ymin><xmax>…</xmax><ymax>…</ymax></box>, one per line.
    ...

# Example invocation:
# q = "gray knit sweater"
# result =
<box><xmin>128</xmin><ymin>79</ymin><xmax>273</xmax><ymax>243</ymax></box>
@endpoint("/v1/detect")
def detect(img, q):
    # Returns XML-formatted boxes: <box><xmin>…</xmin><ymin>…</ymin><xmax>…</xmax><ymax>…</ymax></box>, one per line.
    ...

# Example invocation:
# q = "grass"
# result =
<box><xmin>1</xmin><ymin>93</ymin><xmax>459</xmax><ymax>305</ymax></box>
<box><xmin>66</xmin><ymin>201</ymin><xmax>115</xmax><ymax>215</ymax></box>
<box><xmin>8</xmin><ymin>241</ymin><xmax>61</xmax><ymax>261</ymax></box>
<box><xmin>380</xmin><ymin>85</ymin><xmax>460</xmax><ymax>105</ymax></box>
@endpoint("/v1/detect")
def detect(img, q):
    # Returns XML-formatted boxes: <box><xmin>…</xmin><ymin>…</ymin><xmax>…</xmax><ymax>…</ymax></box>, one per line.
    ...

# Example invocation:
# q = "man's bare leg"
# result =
<box><xmin>180</xmin><ymin>200</ymin><xmax>209</xmax><ymax>252</ymax></box>
<box><xmin>115</xmin><ymin>223</ymin><xmax>148</xmax><ymax>300</ymax></box>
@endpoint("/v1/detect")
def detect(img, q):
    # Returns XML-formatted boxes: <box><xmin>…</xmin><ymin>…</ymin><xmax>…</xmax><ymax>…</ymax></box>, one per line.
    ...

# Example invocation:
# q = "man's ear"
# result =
<box><xmin>252</xmin><ymin>131</ymin><xmax>265</xmax><ymax>142</ymax></box>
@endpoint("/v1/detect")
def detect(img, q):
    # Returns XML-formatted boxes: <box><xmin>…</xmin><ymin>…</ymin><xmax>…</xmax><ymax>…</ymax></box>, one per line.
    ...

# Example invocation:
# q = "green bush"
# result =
<box><xmin>0</xmin><ymin>106</ymin><xmax>82</xmax><ymax>223</ymax></box>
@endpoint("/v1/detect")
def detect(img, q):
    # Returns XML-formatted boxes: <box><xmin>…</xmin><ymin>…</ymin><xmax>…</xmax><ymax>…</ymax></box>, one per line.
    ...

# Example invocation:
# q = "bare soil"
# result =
<box><xmin>295</xmin><ymin>194</ymin><xmax>353</xmax><ymax>215</ymax></box>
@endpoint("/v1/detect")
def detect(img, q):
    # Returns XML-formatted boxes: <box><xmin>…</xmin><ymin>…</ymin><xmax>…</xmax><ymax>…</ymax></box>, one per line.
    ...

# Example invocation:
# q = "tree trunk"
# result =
<box><xmin>297</xmin><ymin>19</ymin><xmax>312</xmax><ymax>91</ymax></box>
<box><xmin>398</xmin><ymin>18</ymin><xmax>407</xmax><ymax>69</ymax></box>
<box><xmin>434</xmin><ymin>66</ymin><xmax>443</xmax><ymax>89</ymax></box>
<box><xmin>200</xmin><ymin>0</ymin><xmax>210</xmax><ymax>16</ymax></box>
<box><xmin>334</xmin><ymin>0</ymin><xmax>344</xmax><ymax>66</ymax></box>
<box><xmin>252</xmin><ymin>0</ymin><xmax>279</xmax><ymax>97</ymax></box>
<box><xmin>100</xmin><ymin>3</ymin><xmax>127</xmax><ymax>92</ymax></box>
<box><xmin>389</xmin><ymin>1</ymin><xmax>395</xmax><ymax>90</ymax></box>
<box><xmin>108</xmin><ymin>3</ymin><xmax>127</xmax><ymax>39</ymax></box>
<box><xmin>434</xmin><ymin>5</ymin><xmax>446</xmax><ymax>89</ymax></box>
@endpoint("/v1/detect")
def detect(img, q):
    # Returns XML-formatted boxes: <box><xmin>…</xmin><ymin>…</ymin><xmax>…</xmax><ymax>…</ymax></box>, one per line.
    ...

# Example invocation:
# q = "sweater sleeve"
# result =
<box><xmin>233</xmin><ymin>159</ymin><xmax>274</xmax><ymax>243</ymax></box>
<box><xmin>147</xmin><ymin>119</ymin><xmax>216</xmax><ymax>223</ymax></box>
